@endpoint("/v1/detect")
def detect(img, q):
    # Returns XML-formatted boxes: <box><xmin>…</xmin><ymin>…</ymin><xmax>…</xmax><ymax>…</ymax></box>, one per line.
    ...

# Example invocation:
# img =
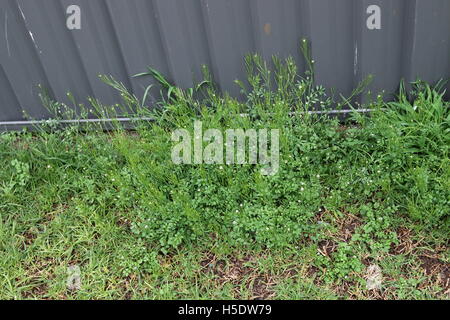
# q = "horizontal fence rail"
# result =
<box><xmin>0</xmin><ymin>0</ymin><xmax>449</xmax><ymax>128</ymax></box>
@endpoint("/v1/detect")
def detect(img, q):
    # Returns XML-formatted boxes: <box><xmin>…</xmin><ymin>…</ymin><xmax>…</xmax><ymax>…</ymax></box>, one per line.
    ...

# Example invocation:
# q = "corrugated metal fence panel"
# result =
<box><xmin>0</xmin><ymin>0</ymin><xmax>449</xmax><ymax>124</ymax></box>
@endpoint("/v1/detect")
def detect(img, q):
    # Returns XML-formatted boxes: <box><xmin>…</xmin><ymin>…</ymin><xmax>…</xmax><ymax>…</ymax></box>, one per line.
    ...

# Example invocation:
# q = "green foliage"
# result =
<box><xmin>116</xmin><ymin>241</ymin><xmax>160</xmax><ymax>277</ymax></box>
<box><xmin>360</xmin><ymin>80</ymin><xmax>450</xmax><ymax>226</ymax></box>
<box><xmin>86</xmin><ymin>46</ymin><xmax>447</xmax><ymax>252</ymax></box>
<box><xmin>0</xmin><ymin>41</ymin><xmax>448</xmax><ymax>297</ymax></box>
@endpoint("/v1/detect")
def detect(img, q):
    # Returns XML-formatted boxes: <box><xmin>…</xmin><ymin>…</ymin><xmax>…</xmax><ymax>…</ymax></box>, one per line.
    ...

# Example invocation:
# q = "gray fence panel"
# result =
<box><xmin>0</xmin><ymin>0</ymin><xmax>449</xmax><ymax>126</ymax></box>
<box><xmin>308</xmin><ymin>0</ymin><xmax>356</xmax><ymax>98</ymax></box>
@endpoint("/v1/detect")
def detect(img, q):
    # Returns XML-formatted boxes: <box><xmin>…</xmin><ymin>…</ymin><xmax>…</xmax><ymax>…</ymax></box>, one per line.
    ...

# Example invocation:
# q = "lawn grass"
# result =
<box><xmin>0</xmin><ymin>181</ymin><xmax>447</xmax><ymax>299</ymax></box>
<box><xmin>0</xmin><ymin>48</ymin><xmax>448</xmax><ymax>300</ymax></box>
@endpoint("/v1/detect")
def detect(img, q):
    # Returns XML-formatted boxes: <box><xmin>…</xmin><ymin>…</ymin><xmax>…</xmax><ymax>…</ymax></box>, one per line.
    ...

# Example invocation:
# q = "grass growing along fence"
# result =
<box><xmin>0</xmin><ymin>43</ymin><xmax>448</xmax><ymax>299</ymax></box>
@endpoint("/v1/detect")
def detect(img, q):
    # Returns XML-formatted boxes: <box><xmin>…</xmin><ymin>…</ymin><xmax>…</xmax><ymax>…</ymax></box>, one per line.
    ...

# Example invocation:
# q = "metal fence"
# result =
<box><xmin>1</xmin><ymin>0</ymin><xmax>449</xmax><ymax>128</ymax></box>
